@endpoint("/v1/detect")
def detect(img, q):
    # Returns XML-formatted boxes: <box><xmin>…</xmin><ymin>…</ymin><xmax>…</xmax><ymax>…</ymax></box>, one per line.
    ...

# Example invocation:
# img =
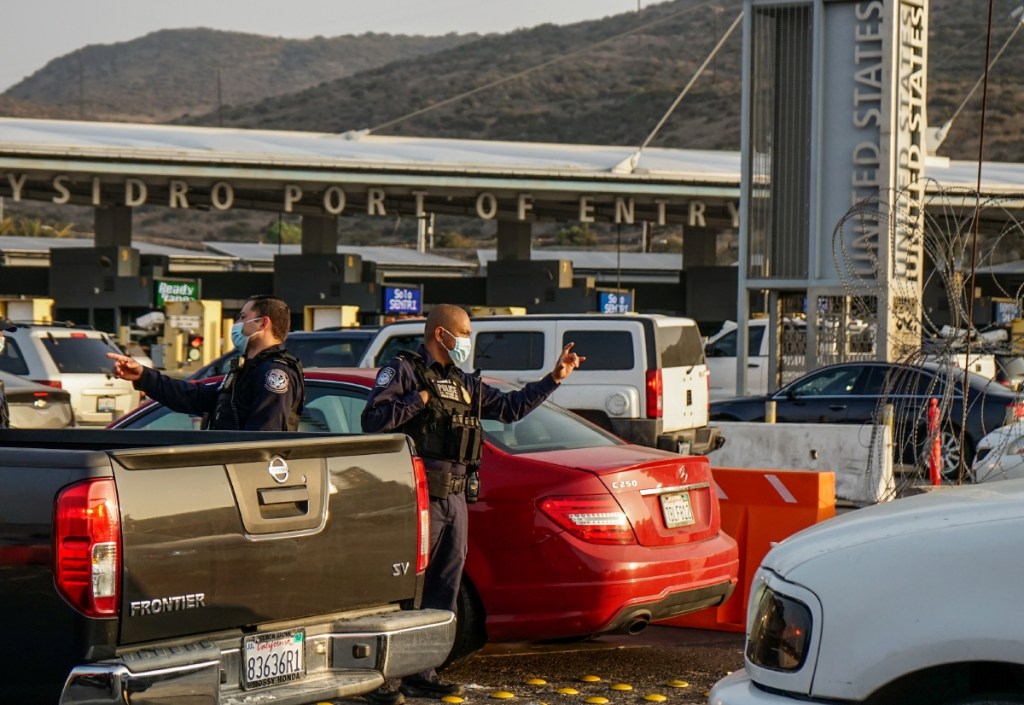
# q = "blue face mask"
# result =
<box><xmin>442</xmin><ymin>328</ymin><xmax>472</xmax><ymax>366</ymax></box>
<box><xmin>231</xmin><ymin>317</ymin><xmax>260</xmax><ymax>352</ymax></box>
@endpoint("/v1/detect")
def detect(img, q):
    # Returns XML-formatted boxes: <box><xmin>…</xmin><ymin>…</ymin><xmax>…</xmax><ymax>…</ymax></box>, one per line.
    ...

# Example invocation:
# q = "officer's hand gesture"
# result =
<box><xmin>551</xmin><ymin>342</ymin><xmax>585</xmax><ymax>383</ymax></box>
<box><xmin>106</xmin><ymin>352</ymin><xmax>144</xmax><ymax>382</ymax></box>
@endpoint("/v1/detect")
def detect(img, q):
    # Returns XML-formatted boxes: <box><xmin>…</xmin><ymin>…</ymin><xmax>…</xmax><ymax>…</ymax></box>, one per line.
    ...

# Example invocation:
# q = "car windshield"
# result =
<box><xmin>41</xmin><ymin>335</ymin><xmax>121</xmax><ymax>373</ymax></box>
<box><xmin>117</xmin><ymin>377</ymin><xmax>624</xmax><ymax>452</ymax></box>
<box><xmin>288</xmin><ymin>333</ymin><xmax>375</xmax><ymax>368</ymax></box>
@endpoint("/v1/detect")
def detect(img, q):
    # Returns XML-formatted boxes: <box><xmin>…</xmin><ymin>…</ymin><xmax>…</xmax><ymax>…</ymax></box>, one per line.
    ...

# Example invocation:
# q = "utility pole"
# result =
<box><xmin>78</xmin><ymin>51</ymin><xmax>85</xmax><ymax>120</ymax></box>
<box><xmin>216</xmin><ymin>67</ymin><xmax>224</xmax><ymax>127</ymax></box>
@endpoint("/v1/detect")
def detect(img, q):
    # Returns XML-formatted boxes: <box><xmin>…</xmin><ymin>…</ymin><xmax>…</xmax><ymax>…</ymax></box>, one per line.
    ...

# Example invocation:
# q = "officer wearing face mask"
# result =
<box><xmin>360</xmin><ymin>304</ymin><xmax>584</xmax><ymax>705</ymax></box>
<box><xmin>106</xmin><ymin>295</ymin><xmax>304</xmax><ymax>431</ymax></box>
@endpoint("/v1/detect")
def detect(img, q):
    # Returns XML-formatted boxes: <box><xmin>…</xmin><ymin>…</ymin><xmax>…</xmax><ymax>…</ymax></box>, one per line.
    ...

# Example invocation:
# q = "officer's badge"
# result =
<box><xmin>375</xmin><ymin>367</ymin><xmax>396</xmax><ymax>387</ymax></box>
<box><xmin>461</xmin><ymin>387</ymin><xmax>471</xmax><ymax>404</ymax></box>
<box><xmin>265</xmin><ymin>369</ymin><xmax>290</xmax><ymax>394</ymax></box>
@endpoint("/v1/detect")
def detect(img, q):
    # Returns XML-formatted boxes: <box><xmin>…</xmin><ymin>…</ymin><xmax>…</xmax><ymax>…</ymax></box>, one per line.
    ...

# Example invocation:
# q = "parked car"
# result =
<box><xmin>970</xmin><ymin>420</ymin><xmax>1024</xmax><ymax>483</ymax></box>
<box><xmin>710</xmin><ymin>361</ymin><xmax>1024</xmax><ymax>480</ymax></box>
<box><xmin>360</xmin><ymin>314</ymin><xmax>721</xmax><ymax>454</ymax></box>
<box><xmin>709</xmin><ymin>479</ymin><xmax>1024</xmax><ymax>705</ymax></box>
<box><xmin>111</xmin><ymin>368</ymin><xmax>740</xmax><ymax>666</ymax></box>
<box><xmin>0</xmin><ymin>322</ymin><xmax>140</xmax><ymax>425</ymax></box>
<box><xmin>0</xmin><ymin>369</ymin><xmax>74</xmax><ymax>428</ymax></box>
<box><xmin>994</xmin><ymin>353</ymin><xmax>1024</xmax><ymax>391</ymax></box>
<box><xmin>186</xmin><ymin>327</ymin><xmax>379</xmax><ymax>380</ymax></box>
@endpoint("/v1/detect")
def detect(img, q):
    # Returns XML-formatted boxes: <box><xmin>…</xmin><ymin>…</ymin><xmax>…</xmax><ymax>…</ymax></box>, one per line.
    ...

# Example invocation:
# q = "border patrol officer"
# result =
<box><xmin>361</xmin><ymin>304</ymin><xmax>584</xmax><ymax>704</ymax></box>
<box><xmin>107</xmin><ymin>295</ymin><xmax>304</xmax><ymax>431</ymax></box>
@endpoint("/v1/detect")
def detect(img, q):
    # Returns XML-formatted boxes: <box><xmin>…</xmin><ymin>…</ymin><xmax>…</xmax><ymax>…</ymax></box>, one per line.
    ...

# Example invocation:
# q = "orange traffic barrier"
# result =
<box><xmin>664</xmin><ymin>467</ymin><xmax>836</xmax><ymax>632</ymax></box>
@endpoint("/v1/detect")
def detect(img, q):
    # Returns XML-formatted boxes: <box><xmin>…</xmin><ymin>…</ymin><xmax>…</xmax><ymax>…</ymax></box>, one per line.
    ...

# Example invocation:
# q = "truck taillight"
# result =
<box><xmin>54</xmin><ymin>478</ymin><xmax>121</xmax><ymax>617</ymax></box>
<box><xmin>413</xmin><ymin>457</ymin><xmax>430</xmax><ymax>574</ymax></box>
<box><xmin>646</xmin><ymin>369</ymin><xmax>663</xmax><ymax>418</ymax></box>
<box><xmin>538</xmin><ymin>495</ymin><xmax>636</xmax><ymax>544</ymax></box>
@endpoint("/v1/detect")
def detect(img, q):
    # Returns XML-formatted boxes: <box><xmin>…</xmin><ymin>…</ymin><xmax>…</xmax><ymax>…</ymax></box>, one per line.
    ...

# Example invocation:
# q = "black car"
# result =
<box><xmin>710</xmin><ymin>361</ymin><xmax>1024</xmax><ymax>481</ymax></box>
<box><xmin>186</xmin><ymin>328</ymin><xmax>379</xmax><ymax>380</ymax></box>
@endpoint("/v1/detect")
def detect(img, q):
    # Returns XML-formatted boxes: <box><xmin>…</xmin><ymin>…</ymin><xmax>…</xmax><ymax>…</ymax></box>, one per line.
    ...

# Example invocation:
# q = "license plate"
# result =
<box><xmin>242</xmin><ymin>628</ymin><xmax>305</xmax><ymax>690</ymax></box>
<box><xmin>659</xmin><ymin>491</ymin><xmax>695</xmax><ymax>528</ymax></box>
<box><xmin>97</xmin><ymin>396</ymin><xmax>116</xmax><ymax>413</ymax></box>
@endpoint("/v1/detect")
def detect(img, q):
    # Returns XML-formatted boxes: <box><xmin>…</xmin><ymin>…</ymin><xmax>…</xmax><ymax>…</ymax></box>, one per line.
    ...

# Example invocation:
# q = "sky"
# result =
<box><xmin>2</xmin><ymin>0</ymin><xmax>670</xmax><ymax>92</ymax></box>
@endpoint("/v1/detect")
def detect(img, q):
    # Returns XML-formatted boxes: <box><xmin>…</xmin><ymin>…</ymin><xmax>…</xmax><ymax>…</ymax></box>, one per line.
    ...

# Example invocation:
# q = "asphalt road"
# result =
<box><xmin>342</xmin><ymin>626</ymin><xmax>745</xmax><ymax>705</ymax></box>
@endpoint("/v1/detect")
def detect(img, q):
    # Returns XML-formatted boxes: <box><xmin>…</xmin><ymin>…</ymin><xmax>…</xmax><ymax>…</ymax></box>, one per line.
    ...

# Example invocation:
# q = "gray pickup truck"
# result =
<box><xmin>0</xmin><ymin>429</ymin><xmax>454</xmax><ymax>705</ymax></box>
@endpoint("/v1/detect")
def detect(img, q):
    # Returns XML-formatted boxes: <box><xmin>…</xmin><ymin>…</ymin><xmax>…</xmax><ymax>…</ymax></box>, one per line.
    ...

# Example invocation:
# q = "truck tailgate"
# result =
<box><xmin>111</xmin><ymin>434</ymin><xmax>419</xmax><ymax>645</ymax></box>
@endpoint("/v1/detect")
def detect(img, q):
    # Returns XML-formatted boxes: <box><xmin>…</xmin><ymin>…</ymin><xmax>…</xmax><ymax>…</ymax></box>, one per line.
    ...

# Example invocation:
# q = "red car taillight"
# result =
<box><xmin>33</xmin><ymin>379</ymin><xmax>62</xmax><ymax>389</ymax></box>
<box><xmin>645</xmin><ymin>369</ymin><xmax>663</xmax><ymax>419</ymax></box>
<box><xmin>54</xmin><ymin>479</ymin><xmax>121</xmax><ymax>617</ymax></box>
<box><xmin>538</xmin><ymin>495</ymin><xmax>637</xmax><ymax>545</ymax></box>
<box><xmin>1007</xmin><ymin>401</ymin><xmax>1024</xmax><ymax>421</ymax></box>
<box><xmin>413</xmin><ymin>457</ymin><xmax>430</xmax><ymax>574</ymax></box>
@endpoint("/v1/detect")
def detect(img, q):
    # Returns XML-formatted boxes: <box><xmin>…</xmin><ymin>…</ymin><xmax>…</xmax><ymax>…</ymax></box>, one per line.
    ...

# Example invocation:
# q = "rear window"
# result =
<box><xmin>562</xmin><ymin>330</ymin><xmax>633</xmax><ymax>370</ymax></box>
<box><xmin>289</xmin><ymin>335</ymin><xmax>373</xmax><ymax>368</ymax></box>
<box><xmin>374</xmin><ymin>334</ymin><xmax>424</xmax><ymax>366</ymax></box>
<box><xmin>474</xmin><ymin>331</ymin><xmax>544</xmax><ymax>371</ymax></box>
<box><xmin>657</xmin><ymin>325</ymin><xmax>705</xmax><ymax>367</ymax></box>
<box><xmin>41</xmin><ymin>335</ymin><xmax>121</xmax><ymax>374</ymax></box>
<box><xmin>0</xmin><ymin>338</ymin><xmax>30</xmax><ymax>376</ymax></box>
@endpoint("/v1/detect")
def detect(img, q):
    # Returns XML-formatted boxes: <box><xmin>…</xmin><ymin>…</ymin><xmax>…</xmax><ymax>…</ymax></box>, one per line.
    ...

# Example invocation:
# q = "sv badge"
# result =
<box><xmin>392</xmin><ymin>562</ymin><xmax>410</xmax><ymax>576</ymax></box>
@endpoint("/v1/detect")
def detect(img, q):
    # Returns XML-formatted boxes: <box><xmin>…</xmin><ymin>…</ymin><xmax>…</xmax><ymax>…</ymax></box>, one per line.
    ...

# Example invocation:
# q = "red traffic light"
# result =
<box><xmin>189</xmin><ymin>336</ymin><xmax>203</xmax><ymax>348</ymax></box>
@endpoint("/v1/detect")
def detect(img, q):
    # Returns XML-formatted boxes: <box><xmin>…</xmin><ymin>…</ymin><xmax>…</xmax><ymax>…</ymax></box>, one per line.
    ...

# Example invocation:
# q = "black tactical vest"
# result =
<box><xmin>399</xmin><ymin>351</ymin><xmax>483</xmax><ymax>465</ymax></box>
<box><xmin>207</xmin><ymin>348</ymin><xmax>305</xmax><ymax>431</ymax></box>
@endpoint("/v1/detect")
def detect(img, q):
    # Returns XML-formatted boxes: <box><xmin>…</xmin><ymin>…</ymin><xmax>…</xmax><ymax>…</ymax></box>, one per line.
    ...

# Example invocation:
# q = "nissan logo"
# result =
<box><xmin>677</xmin><ymin>467</ymin><xmax>689</xmax><ymax>483</ymax></box>
<box><xmin>268</xmin><ymin>456</ymin><xmax>290</xmax><ymax>484</ymax></box>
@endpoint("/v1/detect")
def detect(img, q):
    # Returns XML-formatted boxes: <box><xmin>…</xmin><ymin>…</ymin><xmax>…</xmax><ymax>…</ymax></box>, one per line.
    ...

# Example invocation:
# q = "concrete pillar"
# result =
<box><xmin>682</xmin><ymin>226</ymin><xmax>717</xmax><ymax>268</ymax></box>
<box><xmin>301</xmin><ymin>215</ymin><xmax>338</xmax><ymax>255</ymax></box>
<box><xmin>94</xmin><ymin>206</ymin><xmax>132</xmax><ymax>248</ymax></box>
<box><xmin>496</xmin><ymin>221</ymin><xmax>532</xmax><ymax>261</ymax></box>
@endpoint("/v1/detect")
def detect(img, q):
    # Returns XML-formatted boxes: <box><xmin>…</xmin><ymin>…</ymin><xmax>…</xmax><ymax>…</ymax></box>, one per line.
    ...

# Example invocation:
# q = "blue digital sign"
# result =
<box><xmin>384</xmin><ymin>286</ymin><xmax>422</xmax><ymax>314</ymax></box>
<box><xmin>599</xmin><ymin>291</ymin><xmax>633</xmax><ymax>314</ymax></box>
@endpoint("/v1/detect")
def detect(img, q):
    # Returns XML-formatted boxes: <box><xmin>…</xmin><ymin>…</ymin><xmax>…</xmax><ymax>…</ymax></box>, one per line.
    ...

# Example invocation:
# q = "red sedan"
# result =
<box><xmin>111</xmin><ymin>369</ymin><xmax>738</xmax><ymax>664</ymax></box>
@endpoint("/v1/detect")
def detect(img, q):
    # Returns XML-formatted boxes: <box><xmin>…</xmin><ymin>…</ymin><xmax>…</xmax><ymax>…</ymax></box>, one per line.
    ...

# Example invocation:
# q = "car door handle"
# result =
<box><xmin>828</xmin><ymin>404</ymin><xmax>847</xmax><ymax>411</ymax></box>
<box><xmin>258</xmin><ymin>486</ymin><xmax>309</xmax><ymax>505</ymax></box>
<box><xmin>747</xmin><ymin>363</ymin><xmax>760</xmax><ymax>368</ymax></box>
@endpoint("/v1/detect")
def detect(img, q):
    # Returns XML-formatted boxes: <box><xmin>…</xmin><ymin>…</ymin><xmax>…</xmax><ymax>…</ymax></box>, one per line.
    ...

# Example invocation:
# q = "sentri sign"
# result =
<box><xmin>0</xmin><ymin>172</ymin><xmax>739</xmax><ymax>228</ymax></box>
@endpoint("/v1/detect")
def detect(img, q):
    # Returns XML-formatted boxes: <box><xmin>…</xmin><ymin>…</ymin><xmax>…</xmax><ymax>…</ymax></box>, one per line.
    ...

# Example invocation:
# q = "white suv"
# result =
<box><xmin>360</xmin><ymin>314</ymin><xmax>720</xmax><ymax>454</ymax></box>
<box><xmin>0</xmin><ymin>323</ymin><xmax>141</xmax><ymax>426</ymax></box>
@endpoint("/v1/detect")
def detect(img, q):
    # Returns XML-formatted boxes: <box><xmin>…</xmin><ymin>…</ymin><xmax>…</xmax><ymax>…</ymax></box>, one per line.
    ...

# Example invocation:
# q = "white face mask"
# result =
<box><xmin>441</xmin><ymin>328</ymin><xmax>472</xmax><ymax>366</ymax></box>
<box><xmin>0</xmin><ymin>335</ymin><xmax>5</xmax><ymax>356</ymax></box>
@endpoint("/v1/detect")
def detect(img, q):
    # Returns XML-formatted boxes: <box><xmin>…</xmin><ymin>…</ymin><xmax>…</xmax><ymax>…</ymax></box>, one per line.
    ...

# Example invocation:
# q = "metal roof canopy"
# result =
<box><xmin>0</xmin><ymin>118</ymin><xmax>740</xmax><ymax>225</ymax></box>
<box><xmin>0</xmin><ymin>118</ymin><xmax>1020</xmax><ymax>226</ymax></box>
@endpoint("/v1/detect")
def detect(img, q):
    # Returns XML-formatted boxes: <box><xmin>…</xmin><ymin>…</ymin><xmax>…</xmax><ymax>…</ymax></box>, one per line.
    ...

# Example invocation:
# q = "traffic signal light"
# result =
<box><xmin>187</xmin><ymin>336</ymin><xmax>203</xmax><ymax>362</ymax></box>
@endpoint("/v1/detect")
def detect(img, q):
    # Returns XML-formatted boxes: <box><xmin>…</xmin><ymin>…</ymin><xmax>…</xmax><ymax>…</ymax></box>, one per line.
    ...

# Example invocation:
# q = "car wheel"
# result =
<box><xmin>440</xmin><ymin>577</ymin><xmax>487</xmax><ymax>671</ymax></box>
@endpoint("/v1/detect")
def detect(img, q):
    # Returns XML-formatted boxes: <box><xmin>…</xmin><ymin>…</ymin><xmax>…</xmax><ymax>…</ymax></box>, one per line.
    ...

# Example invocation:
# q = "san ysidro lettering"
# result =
<box><xmin>2</xmin><ymin>172</ymin><xmax>740</xmax><ymax>228</ymax></box>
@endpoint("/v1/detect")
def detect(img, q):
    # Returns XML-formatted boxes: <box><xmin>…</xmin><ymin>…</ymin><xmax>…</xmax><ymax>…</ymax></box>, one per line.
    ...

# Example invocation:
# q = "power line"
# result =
<box><xmin>367</xmin><ymin>0</ymin><xmax>737</xmax><ymax>134</ymax></box>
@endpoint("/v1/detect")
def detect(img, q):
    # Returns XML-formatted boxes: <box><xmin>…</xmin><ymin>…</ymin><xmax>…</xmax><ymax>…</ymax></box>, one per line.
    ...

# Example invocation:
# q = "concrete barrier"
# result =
<box><xmin>707</xmin><ymin>421</ymin><xmax>895</xmax><ymax>506</ymax></box>
<box><xmin>664</xmin><ymin>467</ymin><xmax>836</xmax><ymax>632</ymax></box>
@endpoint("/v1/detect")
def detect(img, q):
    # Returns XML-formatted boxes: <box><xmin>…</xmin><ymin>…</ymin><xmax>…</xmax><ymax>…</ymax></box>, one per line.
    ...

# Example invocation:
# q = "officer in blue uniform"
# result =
<box><xmin>361</xmin><ymin>304</ymin><xmax>584</xmax><ymax>704</ymax></box>
<box><xmin>107</xmin><ymin>295</ymin><xmax>304</xmax><ymax>431</ymax></box>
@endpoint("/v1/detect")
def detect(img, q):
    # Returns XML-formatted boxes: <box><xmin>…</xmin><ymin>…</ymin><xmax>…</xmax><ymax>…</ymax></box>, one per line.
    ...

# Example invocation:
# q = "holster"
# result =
<box><xmin>427</xmin><ymin>470</ymin><xmax>452</xmax><ymax>499</ymax></box>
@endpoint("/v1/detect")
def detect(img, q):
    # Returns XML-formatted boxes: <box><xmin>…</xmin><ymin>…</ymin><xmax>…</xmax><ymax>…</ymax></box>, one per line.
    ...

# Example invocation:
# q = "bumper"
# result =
<box><xmin>60</xmin><ymin>608</ymin><xmax>455</xmax><ymax>705</ymax></box>
<box><xmin>709</xmin><ymin>670</ymin><xmax>813</xmax><ymax>705</ymax></box>
<box><xmin>606</xmin><ymin>580</ymin><xmax>734</xmax><ymax>634</ymax></box>
<box><xmin>609</xmin><ymin>418</ymin><xmax>722</xmax><ymax>454</ymax></box>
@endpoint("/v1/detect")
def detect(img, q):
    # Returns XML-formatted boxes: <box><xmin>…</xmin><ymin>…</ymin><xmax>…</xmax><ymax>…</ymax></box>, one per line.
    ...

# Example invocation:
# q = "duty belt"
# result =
<box><xmin>426</xmin><ymin>470</ymin><xmax>468</xmax><ymax>499</ymax></box>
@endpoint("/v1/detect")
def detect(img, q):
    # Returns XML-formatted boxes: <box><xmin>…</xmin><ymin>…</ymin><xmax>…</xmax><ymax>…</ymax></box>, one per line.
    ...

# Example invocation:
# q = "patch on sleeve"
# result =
<box><xmin>264</xmin><ymin>368</ymin><xmax>290</xmax><ymax>394</ymax></box>
<box><xmin>375</xmin><ymin>367</ymin><xmax>396</xmax><ymax>387</ymax></box>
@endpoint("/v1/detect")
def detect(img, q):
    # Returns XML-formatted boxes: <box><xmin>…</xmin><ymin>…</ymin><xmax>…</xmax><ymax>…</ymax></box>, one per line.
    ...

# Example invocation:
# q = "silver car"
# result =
<box><xmin>0</xmin><ymin>323</ymin><xmax>140</xmax><ymax>425</ymax></box>
<box><xmin>0</xmin><ymin>369</ymin><xmax>74</xmax><ymax>428</ymax></box>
